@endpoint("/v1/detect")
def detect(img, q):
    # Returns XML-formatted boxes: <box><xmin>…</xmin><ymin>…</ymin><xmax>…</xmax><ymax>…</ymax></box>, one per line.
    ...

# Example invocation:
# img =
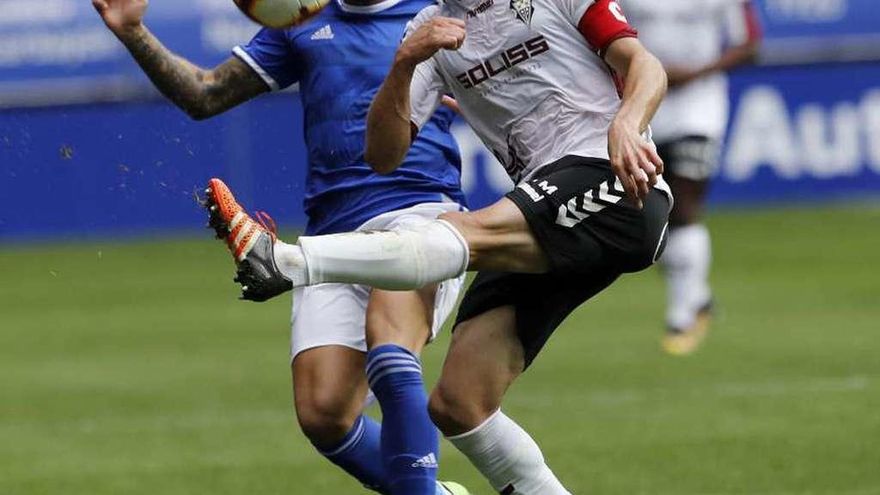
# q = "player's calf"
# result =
<box><xmin>428</xmin><ymin>307</ymin><xmax>522</xmax><ymax>436</ymax></box>
<box><xmin>429</xmin><ymin>384</ymin><xmax>492</xmax><ymax>438</ymax></box>
<box><xmin>297</xmin><ymin>219</ymin><xmax>469</xmax><ymax>290</ymax></box>
<box><xmin>429</xmin><ymin>308</ymin><xmax>571</xmax><ymax>495</ymax></box>
<box><xmin>202</xmin><ymin>188</ymin><xmax>472</xmax><ymax>295</ymax></box>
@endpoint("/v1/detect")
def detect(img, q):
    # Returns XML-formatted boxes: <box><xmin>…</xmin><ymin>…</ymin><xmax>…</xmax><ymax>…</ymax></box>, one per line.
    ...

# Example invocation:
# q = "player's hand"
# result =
<box><xmin>93</xmin><ymin>0</ymin><xmax>148</xmax><ymax>36</ymax></box>
<box><xmin>608</xmin><ymin>118</ymin><xmax>663</xmax><ymax>209</ymax></box>
<box><xmin>396</xmin><ymin>17</ymin><xmax>466</xmax><ymax>68</ymax></box>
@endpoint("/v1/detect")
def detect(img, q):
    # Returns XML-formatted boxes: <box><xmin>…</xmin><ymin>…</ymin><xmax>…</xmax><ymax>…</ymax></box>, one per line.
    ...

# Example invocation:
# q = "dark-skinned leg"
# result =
<box><xmin>667</xmin><ymin>174</ymin><xmax>710</xmax><ymax>227</ymax></box>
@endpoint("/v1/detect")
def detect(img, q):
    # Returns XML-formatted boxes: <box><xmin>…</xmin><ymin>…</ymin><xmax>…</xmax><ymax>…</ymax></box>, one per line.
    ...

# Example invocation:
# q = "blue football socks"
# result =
<box><xmin>318</xmin><ymin>414</ymin><xmax>388</xmax><ymax>492</ymax></box>
<box><xmin>367</xmin><ymin>344</ymin><xmax>440</xmax><ymax>495</ymax></box>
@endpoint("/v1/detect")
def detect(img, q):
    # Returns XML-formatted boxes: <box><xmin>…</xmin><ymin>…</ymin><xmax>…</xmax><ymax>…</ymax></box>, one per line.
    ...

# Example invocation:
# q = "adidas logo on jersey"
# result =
<box><xmin>556</xmin><ymin>178</ymin><xmax>626</xmax><ymax>228</ymax></box>
<box><xmin>310</xmin><ymin>25</ymin><xmax>334</xmax><ymax>41</ymax></box>
<box><xmin>411</xmin><ymin>452</ymin><xmax>438</xmax><ymax>468</ymax></box>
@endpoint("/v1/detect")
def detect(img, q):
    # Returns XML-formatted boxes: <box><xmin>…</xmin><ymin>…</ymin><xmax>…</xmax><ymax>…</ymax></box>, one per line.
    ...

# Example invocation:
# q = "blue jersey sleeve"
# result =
<box><xmin>232</xmin><ymin>28</ymin><xmax>302</xmax><ymax>91</ymax></box>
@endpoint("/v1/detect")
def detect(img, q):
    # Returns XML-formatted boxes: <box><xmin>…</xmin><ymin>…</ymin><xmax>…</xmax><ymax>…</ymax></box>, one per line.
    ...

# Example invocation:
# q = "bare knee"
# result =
<box><xmin>291</xmin><ymin>347</ymin><xmax>367</xmax><ymax>449</ymax></box>
<box><xmin>295</xmin><ymin>389</ymin><xmax>361</xmax><ymax>449</ymax></box>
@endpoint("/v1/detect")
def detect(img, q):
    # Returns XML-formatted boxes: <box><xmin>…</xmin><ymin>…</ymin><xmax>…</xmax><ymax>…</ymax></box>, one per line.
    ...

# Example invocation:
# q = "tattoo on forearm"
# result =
<box><xmin>122</xmin><ymin>27</ymin><xmax>268</xmax><ymax>119</ymax></box>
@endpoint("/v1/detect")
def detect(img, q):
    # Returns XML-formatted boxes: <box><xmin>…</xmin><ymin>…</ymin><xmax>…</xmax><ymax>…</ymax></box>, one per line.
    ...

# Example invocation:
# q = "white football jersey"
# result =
<box><xmin>408</xmin><ymin>0</ymin><xmax>640</xmax><ymax>183</ymax></box>
<box><xmin>622</xmin><ymin>0</ymin><xmax>761</xmax><ymax>143</ymax></box>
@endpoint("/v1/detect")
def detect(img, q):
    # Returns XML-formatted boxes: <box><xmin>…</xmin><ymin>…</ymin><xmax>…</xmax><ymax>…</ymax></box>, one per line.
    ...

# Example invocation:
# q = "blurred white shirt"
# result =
<box><xmin>623</xmin><ymin>0</ymin><xmax>761</xmax><ymax>143</ymax></box>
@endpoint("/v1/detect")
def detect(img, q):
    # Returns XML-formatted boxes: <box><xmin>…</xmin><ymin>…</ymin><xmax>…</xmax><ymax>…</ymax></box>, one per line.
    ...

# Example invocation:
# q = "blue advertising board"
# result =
<box><xmin>717</xmin><ymin>62</ymin><xmax>880</xmax><ymax>204</ymax></box>
<box><xmin>2</xmin><ymin>60</ymin><xmax>880</xmax><ymax>240</ymax></box>
<box><xmin>757</xmin><ymin>0</ymin><xmax>880</xmax><ymax>38</ymax></box>
<box><xmin>755</xmin><ymin>0</ymin><xmax>880</xmax><ymax>64</ymax></box>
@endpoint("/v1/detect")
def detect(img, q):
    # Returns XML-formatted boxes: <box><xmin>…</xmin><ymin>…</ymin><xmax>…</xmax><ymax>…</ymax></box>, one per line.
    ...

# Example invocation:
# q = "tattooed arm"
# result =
<box><xmin>116</xmin><ymin>27</ymin><xmax>267</xmax><ymax>120</ymax></box>
<box><xmin>94</xmin><ymin>0</ymin><xmax>268</xmax><ymax>120</ymax></box>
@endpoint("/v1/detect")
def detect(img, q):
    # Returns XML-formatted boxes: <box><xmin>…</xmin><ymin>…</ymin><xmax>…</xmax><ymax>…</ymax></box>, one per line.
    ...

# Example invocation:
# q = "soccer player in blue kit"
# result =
<box><xmin>94</xmin><ymin>0</ymin><xmax>471</xmax><ymax>493</ymax></box>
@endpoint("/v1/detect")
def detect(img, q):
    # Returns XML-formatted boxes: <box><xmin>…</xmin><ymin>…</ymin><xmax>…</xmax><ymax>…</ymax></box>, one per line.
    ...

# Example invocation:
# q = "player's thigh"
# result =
<box><xmin>365</xmin><ymin>287</ymin><xmax>437</xmax><ymax>353</ymax></box>
<box><xmin>440</xmin><ymin>197</ymin><xmax>550</xmax><ymax>273</ymax></box>
<box><xmin>430</xmin><ymin>305</ymin><xmax>524</xmax><ymax>435</ymax></box>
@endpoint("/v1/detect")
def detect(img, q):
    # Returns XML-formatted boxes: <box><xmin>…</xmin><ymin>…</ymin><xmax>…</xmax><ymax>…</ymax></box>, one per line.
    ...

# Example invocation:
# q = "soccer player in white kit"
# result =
<box><xmin>622</xmin><ymin>0</ymin><xmax>763</xmax><ymax>355</ymax></box>
<box><xmin>214</xmin><ymin>1</ymin><xmax>673</xmax><ymax>492</ymax></box>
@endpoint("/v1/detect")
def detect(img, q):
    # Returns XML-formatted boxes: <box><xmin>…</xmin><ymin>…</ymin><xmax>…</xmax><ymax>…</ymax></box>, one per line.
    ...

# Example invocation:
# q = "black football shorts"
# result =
<box><xmin>454</xmin><ymin>155</ymin><xmax>671</xmax><ymax>369</ymax></box>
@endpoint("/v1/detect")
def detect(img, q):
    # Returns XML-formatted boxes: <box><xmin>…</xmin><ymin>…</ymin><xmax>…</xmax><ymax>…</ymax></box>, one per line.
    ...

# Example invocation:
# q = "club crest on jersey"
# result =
<box><xmin>509</xmin><ymin>0</ymin><xmax>534</xmax><ymax>25</ymax></box>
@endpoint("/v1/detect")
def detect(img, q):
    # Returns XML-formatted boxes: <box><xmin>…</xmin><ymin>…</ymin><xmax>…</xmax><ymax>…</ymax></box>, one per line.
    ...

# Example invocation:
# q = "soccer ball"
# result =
<box><xmin>232</xmin><ymin>0</ymin><xmax>330</xmax><ymax>28</ymax></box>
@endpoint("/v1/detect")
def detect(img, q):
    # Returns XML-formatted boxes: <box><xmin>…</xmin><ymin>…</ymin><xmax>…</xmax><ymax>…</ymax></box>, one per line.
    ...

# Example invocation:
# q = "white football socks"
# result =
<box><xmin>447</xmin><ymin>411</ymin><xmax>571</xmax><ymax>495</ymax></box>
<box><xmin>273</xmin><ymin>241</ymin><xmax>309</xmax><ymax>286</ymax></box>
<box><xmin>272</xmin><ymin>220</ymin><xmax>469</xmax><ymax>290</ymax></box>
<box><xmin>660</xmin><ymin>224</ymin><xmax>712</xmax><ymax>330</ymax></box>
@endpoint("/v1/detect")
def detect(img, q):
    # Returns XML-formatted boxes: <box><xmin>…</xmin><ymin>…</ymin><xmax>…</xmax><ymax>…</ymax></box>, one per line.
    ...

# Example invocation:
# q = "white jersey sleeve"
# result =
<box><xmin>404</xmin><ymin>5</ymin><xmax>451</xmax><ymax>130</ymax></box>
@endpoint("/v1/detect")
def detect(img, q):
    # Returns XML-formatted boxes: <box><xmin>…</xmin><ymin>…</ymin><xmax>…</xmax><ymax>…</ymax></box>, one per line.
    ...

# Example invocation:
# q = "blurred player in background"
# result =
<box><xmin>93</xmin><ymin>0</ymin><xmax>471</xmax><ymax>493</ymax></box>
<box><xmin>623</xmin><ymin>0</ymin><xmax>762</xmax><ymax>355</ymax></box>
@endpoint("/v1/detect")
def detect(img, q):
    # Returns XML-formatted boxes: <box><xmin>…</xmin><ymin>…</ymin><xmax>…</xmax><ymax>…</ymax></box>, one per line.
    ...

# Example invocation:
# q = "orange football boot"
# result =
<box><xmin>203</xmin><ymin>178</ymin><xmax>292</xmax><ymax>302</ymax></box>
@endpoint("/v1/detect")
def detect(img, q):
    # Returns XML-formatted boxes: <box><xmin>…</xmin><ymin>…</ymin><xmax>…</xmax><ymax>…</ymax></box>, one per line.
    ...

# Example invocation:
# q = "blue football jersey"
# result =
<box><xmin>234</xmin><ymin>0</ymin><xmax>466</xmax><ymax>235</ymax></box>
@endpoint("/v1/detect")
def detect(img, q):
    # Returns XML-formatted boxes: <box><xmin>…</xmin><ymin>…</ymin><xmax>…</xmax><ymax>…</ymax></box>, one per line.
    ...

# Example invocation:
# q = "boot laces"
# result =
<box><xmin>254</xmin><ymin>210</ymin><xmax>278</xmax><ymax>239</ymax></box>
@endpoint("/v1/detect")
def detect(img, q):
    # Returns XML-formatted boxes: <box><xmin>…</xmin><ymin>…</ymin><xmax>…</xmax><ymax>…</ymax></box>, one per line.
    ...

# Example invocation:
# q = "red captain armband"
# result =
<box><xmin>578</xmin><ymin>0</ymin><xmax>638</xmax><ymax>57</ymax></box>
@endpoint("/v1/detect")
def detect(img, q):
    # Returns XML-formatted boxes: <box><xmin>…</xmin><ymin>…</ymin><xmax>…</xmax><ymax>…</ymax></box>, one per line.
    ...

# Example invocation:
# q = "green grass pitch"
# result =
<box><xmin>1</xmin><ymin>205</ymin><xmax>878</xmax><ymax>494</ymax></box>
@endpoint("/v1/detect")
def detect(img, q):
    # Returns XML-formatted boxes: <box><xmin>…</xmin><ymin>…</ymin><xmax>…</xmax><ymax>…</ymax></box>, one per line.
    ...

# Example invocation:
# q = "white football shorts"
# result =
<box><xmin>290</xmin><ymin>201</ymin><xmax>466</xmax><ymax>360</ymax></box>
